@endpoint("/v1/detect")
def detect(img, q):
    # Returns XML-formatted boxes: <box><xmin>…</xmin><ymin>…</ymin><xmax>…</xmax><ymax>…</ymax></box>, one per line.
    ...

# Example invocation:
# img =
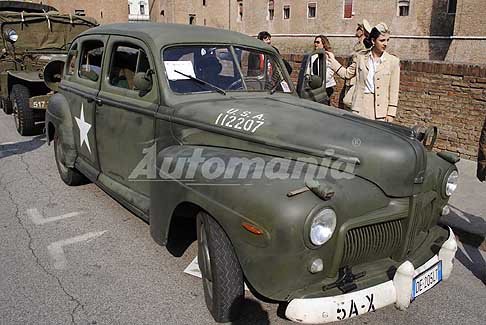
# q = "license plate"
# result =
<box><xmin>412</xmin><ymin>261</ymin><xmax>442</xmax><ymax>300</ymax></box>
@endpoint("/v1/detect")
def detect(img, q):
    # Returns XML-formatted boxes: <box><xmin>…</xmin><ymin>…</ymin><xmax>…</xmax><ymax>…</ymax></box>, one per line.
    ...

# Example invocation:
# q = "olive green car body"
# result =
<box><xmin>46</xmin><ymin>23</ymin><xmax>457</xmax><ymax>307</ymax></box>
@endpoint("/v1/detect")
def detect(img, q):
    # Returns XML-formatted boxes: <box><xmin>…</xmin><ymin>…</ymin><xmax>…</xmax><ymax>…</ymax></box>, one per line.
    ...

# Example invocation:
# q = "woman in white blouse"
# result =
<box><xmin>313</xmin><ymin>35</ymin><xmax>336</xmax><ymax>105</ymax></box>
<box><xmin>326</xmin><ymin>23</ymin><xmax>400</xmax><ymax>122</ymax></box>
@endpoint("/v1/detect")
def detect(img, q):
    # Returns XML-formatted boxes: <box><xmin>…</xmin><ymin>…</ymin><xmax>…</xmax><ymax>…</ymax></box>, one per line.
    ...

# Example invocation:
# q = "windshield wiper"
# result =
<box><xmin>174</xmin><ymin>70</ymin><xmax>226</xmax><ymax>95</ymax></box>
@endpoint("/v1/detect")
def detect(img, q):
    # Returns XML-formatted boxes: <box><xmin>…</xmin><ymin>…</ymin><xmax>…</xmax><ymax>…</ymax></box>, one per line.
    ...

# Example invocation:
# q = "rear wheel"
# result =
<box><xmin>197</xmin><ymin>211</ymin><xmax>244</xmax><ymax>323</ymax></box>
<box><xmin>11</xmin><ymin>84</ymin><xmax>34</xmax><ymax>136</ymax></box>
<box><xmin>54</xmin><ymin>134</ymin><xmax>87</xmax><ymax>186</ymax></box>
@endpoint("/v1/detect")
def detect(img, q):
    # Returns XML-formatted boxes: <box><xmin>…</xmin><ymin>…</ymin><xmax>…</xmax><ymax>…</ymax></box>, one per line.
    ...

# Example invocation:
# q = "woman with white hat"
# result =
<box><xmin>327</xmin><ymin>23</ymin><xmax>400</xmax><ymax>122</ymax></box>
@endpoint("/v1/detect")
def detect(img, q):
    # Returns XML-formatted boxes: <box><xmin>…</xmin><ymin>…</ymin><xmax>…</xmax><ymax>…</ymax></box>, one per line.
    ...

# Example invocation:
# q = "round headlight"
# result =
<box><xmin>309</xmin><ymin>208</ymin><xmax>337</xmax><ymax>246</ymax></box>
<box><xmin>6</xmin><ymin>29</ymin><xmax>18</xmax><ymax>43</ymax></box>
<box><xmin>445</xmin><ymin>170</ymin><xmax>459</xmax><ymax>196</ymax></box>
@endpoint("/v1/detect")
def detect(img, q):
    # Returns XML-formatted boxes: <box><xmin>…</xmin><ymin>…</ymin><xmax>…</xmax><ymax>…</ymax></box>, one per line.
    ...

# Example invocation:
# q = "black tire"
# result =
<box><xmin>197</xmin><ymin>211</ymin><xmax>244</xmax><ymax>323</ymax></box>
<box><xmin>11</xmin><ymin>84</ymin><xmax>34</xmax><ymax>135</ymax></box>
<box><xmin>54</xmin><ymin>134</ymin><xmax>87</xmax><ymax>186</ymax></box>
<box><xmin>2</xmin><ymin>98</ymin><xmax>13</xmax><ymax>115</ymax></box>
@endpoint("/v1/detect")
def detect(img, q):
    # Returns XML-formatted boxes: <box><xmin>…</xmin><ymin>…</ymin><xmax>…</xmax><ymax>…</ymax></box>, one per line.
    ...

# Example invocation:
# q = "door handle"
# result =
<box><xmin>94</xmin><ymin>98</ymin><xmax>102</xmax><ymax>106</ymax></box>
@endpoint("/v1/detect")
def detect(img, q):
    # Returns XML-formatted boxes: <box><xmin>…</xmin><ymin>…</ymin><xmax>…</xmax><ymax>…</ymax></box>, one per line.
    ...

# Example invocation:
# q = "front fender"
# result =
<box><xmin>46</xmin><ymin>93</ymin><xmax>76</xmax><ymax>167</ymax></box>
<box><xmin>149</xmin><ymin>145</ymin><xmax>393</xmax><ymax>300</ymax></box>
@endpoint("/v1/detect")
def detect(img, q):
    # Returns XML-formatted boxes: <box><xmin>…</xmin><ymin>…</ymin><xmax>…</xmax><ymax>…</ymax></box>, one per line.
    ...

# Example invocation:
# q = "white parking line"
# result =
<box><xmin>47</xmin><ymin>231</ymin><xmax>107</xmax><ymax>270</ymax></box>
<box><xmin>184</xmin><ymin>257</ymin><xmax>249</xmax><ymax>290</ymax></box>
<box><xmin>27</xmin><ymin>208</ymin><xmax>84</xmax><ymax>225</ymax></box>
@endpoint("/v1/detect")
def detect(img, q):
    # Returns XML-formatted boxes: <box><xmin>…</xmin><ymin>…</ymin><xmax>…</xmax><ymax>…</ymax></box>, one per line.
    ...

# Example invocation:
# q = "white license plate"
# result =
<box><xmin>412</xmin><ymin>261</ymin><xmax>442</xmax><ymax>300</ymax></box>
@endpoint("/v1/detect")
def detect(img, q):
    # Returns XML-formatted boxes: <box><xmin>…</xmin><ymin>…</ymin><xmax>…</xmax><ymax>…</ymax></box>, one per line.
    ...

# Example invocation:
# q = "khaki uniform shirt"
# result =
<box><xmin>331</xmin><ymin>51</ymin><xmax>400</xmax><ymax>118</ymax></box>
<box><xmin>346</xmin><ymin>41</ymin><xmax>369</xmax><ymax>87</ymax></box>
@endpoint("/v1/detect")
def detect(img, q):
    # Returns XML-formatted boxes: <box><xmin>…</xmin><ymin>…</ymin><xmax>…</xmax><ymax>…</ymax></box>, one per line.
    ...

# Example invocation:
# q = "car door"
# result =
<box><xmin>95</xmin><ymin>36</ymin><xmax>159</xmax><ymax>214</ymax></box>
<box><xmin>296</xmin><ymin>50</ymin><xmax>328</xmax><ymax>104</ymax></box>
<box><xmin>61</xmin><ymin>36</ymin><xmax>108</xmax><ymax>179</ymax></box>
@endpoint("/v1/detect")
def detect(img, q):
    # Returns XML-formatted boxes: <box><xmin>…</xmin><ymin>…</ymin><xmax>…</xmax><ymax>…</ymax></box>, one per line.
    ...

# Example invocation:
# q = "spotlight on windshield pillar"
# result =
<box><xmin>6</xmin><ymin>29</ymin><xmax>18</xmax><ymax>43</ymax></box>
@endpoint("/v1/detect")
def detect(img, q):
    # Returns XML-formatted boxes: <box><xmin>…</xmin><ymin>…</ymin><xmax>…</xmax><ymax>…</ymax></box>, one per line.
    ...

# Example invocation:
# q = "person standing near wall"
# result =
<box><xmin>478</xmin><ymin>116</ymin><xmax>486</xmax><ymax>182</ymax></box>
<box><xmin>256</xmin><ymin>31</ymin><xmax>293</xmax><ymax>75</ymax></box>
<box><xmin>326</xmin><ymin>23</ymin><xmax>400</xmax><ymax>122</ymax></box>
<box><xmin>313</xmin><ymin>35</ymin><xmax>336</xmax><ymax>105</ymax></box>
<box><xmin>343</xmin><ymin>19</ymin><xmax>372</xmax><ymax>109</ymax></box>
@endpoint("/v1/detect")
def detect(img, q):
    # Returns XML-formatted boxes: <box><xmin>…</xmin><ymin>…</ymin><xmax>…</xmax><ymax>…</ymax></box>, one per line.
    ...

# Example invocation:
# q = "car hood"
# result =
<box><xmin>169</xmin><ymin>94</ymin><xmax>426</xmax><ymax>197</ymax></box>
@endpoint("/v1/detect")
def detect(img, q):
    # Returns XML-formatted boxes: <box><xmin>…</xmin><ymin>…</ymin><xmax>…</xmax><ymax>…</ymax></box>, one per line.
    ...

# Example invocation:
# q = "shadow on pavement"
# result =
<box><xmin>0</xmin><ymin>134</ymin><xmax>46</xmax><ymax>159</ymax></box>
<box><xmin>443</xmin><ymin>205</ymin><xmax>486</xmax><ymax>285</ymax></box>
<box><xmin>230</xmin><ymin>297</ymin><xmax>270</xmax><ymax>325</ymax></box>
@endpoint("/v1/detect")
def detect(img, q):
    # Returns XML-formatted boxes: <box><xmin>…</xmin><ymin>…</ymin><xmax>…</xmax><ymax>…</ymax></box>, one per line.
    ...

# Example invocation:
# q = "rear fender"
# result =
<box><xmin>46</xmin><ymin>93</ymin><xmax>76</xmax><ymax>167</ymax></box>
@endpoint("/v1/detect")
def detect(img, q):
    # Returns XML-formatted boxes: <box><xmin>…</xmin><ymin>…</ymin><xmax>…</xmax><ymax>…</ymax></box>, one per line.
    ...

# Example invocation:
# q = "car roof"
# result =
<box><xmin>81</xmin><ymin>23</ymin><xmax>272</xmax><ymax>50</ymax></box>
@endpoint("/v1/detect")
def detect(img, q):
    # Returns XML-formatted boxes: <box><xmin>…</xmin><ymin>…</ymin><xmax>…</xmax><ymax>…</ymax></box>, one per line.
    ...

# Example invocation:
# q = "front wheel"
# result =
<box><xmin>197</xmin><ymin>211</ymin><xmax>244</xmax><ymax>323</ymax></box>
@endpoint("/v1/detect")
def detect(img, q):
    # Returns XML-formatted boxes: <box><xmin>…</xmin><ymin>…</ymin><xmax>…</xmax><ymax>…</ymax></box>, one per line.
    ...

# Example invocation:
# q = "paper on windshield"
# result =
<box><xmin>164</xmin><ymin>61</ymin><xmax>196</xmax><ymax>80</ymax></box>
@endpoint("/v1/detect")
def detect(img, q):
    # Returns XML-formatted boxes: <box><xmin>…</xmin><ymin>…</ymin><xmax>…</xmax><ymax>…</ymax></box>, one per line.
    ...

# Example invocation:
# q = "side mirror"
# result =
<box><xmin>309</xmin><ymin>75</ymin><xmax>322</xmax><ymax>89</ymax></box>
<box><xmin>134</xmin><ymin>70</ymin><xmax>153</xmax><ymax>95</ymax></box>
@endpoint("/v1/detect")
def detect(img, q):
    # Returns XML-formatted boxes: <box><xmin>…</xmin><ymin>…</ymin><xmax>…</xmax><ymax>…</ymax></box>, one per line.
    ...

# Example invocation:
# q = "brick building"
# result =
<box><xmin>28</xmin><ymin>0</ymin><xmax>128</xmax><ymax>24</ymax></box>
<box><xmin>150</xmin><ymin>0</ymin><xmax>486</xmax><ymax>64</ymax></box>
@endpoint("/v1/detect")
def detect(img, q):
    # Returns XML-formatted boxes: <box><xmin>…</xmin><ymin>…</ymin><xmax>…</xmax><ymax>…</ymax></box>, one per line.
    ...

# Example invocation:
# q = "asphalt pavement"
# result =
<box><xmin>0</xmin><ymin>113</ymin><xmax>485</xmax><ymax>325</ymax></box>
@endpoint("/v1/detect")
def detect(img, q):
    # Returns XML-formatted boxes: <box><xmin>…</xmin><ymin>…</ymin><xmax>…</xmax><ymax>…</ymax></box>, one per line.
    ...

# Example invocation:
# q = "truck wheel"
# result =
<box><xmin>197</xmin><ymin>211</ymin><xmax>244</xmax><ymax>323</ymax></box>
<box><xmin>2</xmin><ymin>98</ymin><xmax>13</xmax><ymax>115</ymax></box>
<box><xmin>54</xmin><ymin>134</ymin><xmax>87</xmax><ymax>186</ymax></box>
<box><xmin>11</xmin><ymin>84</ymin><xmax>35</xmax><ymax>136</ymax></box>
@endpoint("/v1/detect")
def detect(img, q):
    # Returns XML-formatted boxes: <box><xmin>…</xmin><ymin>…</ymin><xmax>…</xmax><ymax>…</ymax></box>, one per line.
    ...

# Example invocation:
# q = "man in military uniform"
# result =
<box><xmin>343</xmin><ymin>19</ymin><xmax>371</xmax><ymax>109</ymax></box>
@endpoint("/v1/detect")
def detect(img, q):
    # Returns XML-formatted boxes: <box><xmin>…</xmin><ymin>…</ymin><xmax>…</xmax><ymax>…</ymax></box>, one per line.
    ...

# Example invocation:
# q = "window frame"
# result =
<box><xmin>307</xmin><ymin>2</ymin><xmax>317</xmax><ymax>19</ymax></box>
<box><xmin>107</xmin><ymin>44</ymin><xmax>151</xmax><ymax>91</ymax></box>
<box><xmin>447</xmin><ymin>0</ymin><xmax>457</xmax><ymax>15</ymax></box>
<box><xmin>78</xmin><ymin>39</ymin><xmax>105</xmax><ymax>83</ymax></box>
<box><xmin>267</xmin><ymin>0</ymin><xmax>274</xmax><ymax>21</ymax></box>
<box><xmin>283</xmin><ymin>5</ymin><xmax>291</xmax><ymax>20</ymax></box>
<box><xmin>102</xmin><ymin>36</ymin><xmax>158</xmax><ymax>102</ymax></box>
<box><xmin>65</xmin><ymin>43</ymin><xmax>79</xmax><ymax>76</ymax></box>
<box><xmin>397</xmin><ymin>0</ymin><xmax>410</xmax><ymax>16</ymax></box>
<box><xmin>343</xmin><ymin>0</ymin><xmax>353</xmax><ymax>19</ymax></box>
<box><xmin>160</xmin><ymin>44</ymin><xmax>293</xmax><ymax>96</ymax></box>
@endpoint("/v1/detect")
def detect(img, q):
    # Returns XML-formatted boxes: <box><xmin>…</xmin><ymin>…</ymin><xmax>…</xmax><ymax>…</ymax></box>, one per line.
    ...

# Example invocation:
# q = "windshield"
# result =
<box><xmin>162</xmin><ymin>45</ymin><xmax>292</xmax><ymax>94</ymax></box>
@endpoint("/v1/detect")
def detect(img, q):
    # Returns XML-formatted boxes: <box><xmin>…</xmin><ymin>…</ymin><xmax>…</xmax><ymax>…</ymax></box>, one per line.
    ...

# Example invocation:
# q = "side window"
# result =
<box><xmin>66</xmin><ymin>44</ymin><xmax>78</xmax><ymax>75</ymax></box>
<box><xmin>109</xmin><ymin>44</ymin><xmax>151</xmax><ymax>90</ymax></box>
<box><xmin>79</xmin><ymin>40</ymin><xmax>104</xmax><ymax>82</ymax></box>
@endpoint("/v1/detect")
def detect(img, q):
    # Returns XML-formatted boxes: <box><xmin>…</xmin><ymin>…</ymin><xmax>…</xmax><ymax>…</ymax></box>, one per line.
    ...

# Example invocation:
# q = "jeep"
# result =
<box><xmin>0</xmin><ymin>0</ymin><xmax>97</xmax><ymax>135</ymax></box>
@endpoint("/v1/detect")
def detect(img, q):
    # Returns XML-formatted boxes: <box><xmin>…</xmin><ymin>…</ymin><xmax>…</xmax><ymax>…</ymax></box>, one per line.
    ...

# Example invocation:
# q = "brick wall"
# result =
<box><xmin>282</xmin><ymin>54</ymin><xmax>486</xmax><ymax>160</ymax></box>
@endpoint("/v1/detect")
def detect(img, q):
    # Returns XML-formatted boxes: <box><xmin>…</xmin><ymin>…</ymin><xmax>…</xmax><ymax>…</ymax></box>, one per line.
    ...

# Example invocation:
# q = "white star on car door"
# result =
<box><xmin>75</xmin><ymin>103</ymin><xmax>92</xmax><ymax>153</ymax></box>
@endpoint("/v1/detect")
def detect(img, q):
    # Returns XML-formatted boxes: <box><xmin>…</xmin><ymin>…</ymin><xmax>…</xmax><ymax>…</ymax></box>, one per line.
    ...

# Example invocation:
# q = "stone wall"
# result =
<box><xmin>32</xmin><ymin>0</ymin><xmax>128</xmax><ymax>24</ymax></box>
<box><xmin>282</xmin><ymin>54</ymin><xmax>486</xmax><ymax>160</ymax></box>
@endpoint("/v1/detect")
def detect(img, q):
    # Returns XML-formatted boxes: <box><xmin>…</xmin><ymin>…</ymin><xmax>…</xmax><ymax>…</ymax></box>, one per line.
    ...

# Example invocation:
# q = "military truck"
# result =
<box><xmin>45</xmin><ymin>23</ymin><xmax>459</xmax><ymax>324</ymax></box>
<box><xmin>0</xmin><ymin>1</ymin><xmax>97</xmax><ymax>135</ymax></box>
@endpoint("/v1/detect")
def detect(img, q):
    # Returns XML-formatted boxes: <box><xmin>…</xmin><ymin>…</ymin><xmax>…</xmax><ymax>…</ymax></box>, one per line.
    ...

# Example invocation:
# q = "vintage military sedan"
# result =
<box><xmin>45</xmin><ymin>23</ymin><xmax>459</xmax><ymax>323</ymax></box>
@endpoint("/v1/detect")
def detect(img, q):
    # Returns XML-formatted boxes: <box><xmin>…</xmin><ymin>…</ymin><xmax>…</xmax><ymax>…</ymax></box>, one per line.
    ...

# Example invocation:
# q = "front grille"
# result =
<box><xmin>405</xmin><ymin>193</ymin><xmax>436</xmax><ymax>255</ymax></box>
<box><xmin>341</xmin><ymin>220</ymin><xmax>403</xmax><ymax>267</ymax></box>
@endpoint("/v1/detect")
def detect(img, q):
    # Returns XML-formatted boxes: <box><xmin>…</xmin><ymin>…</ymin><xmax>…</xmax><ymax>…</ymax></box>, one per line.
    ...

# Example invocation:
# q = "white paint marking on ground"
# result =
<box><xmin>27</xmin><ymin>208</ymin><xmax>84</xmax><ymax>225</ymax></box>
<box><xmin>184</xmin><ymin>257</ymin><xmax>249</xmax><ymax>290</ymax></box>
<box><xmin>47</xmin><ymin>231</ymin><xmax>107</xmax><ymax>270</ymax></box>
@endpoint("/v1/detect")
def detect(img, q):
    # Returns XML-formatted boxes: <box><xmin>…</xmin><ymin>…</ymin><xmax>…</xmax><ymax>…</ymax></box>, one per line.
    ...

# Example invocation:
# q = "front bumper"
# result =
<box><xmin>285</xmin><ymin>227</ymin><xmax>457</xmax><ymax>324</ymax></box>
